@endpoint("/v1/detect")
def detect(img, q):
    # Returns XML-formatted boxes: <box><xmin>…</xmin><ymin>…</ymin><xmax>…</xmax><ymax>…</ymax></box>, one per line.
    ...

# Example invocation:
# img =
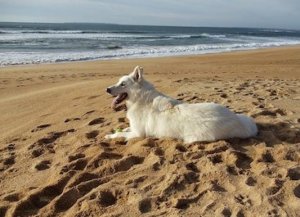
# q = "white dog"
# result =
<box><xmin>105</xmin><ymin>66</ymin><xmax>257</xmax><ymax>143</ymax></box>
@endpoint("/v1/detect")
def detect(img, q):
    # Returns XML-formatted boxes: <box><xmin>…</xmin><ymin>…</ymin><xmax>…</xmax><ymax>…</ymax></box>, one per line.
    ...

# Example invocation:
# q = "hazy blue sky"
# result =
<box><xmin>1</xmin><ymin>0</ymin><xmax>300</xmax><ymax>29</ymax></box>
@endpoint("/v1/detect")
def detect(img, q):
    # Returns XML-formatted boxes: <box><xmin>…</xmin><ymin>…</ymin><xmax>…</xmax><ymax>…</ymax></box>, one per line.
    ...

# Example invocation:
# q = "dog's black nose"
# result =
<box><xmin>106</xmin><ymin>88</ymin><xmax>111</xmax><ymax>94</ymax></box>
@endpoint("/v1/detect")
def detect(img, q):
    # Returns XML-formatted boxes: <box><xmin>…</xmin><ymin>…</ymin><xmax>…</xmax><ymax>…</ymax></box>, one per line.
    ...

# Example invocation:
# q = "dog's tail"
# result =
<box><xmin>237</xmin><ymin>114</ymin><xmax>258</xmax><ymax>137</ymax></box>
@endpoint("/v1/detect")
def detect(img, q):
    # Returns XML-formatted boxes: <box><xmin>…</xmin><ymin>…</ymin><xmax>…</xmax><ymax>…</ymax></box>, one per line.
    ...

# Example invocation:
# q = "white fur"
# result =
<box><xmin>105</xmin><ymin>66</ymin><xmax>258</xmax><ymax>143</ymax></box>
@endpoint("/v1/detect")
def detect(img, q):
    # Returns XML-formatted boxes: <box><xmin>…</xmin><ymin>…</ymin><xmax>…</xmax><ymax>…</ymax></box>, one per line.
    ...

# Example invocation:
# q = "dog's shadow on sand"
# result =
<box><xmin>226</xmin><ymin>120</ymin><xmax>300</xmax><ymax>152</ymax></box>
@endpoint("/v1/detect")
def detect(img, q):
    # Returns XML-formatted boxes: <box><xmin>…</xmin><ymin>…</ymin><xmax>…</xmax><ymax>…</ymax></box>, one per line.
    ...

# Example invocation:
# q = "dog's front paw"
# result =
<box><xmin>104</xmin><ymin>134</ymin><xmax>115</xmax><ymax>139</ymax></box>
<box><xmin>122</xmin><ymin>127</ymin><xmax>131</xmax><ymax>132</ymax></box>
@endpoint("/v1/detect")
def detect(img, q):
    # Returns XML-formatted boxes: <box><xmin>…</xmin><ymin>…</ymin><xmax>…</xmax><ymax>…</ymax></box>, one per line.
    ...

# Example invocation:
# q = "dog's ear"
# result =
<box><xmin>131</xmin><ymin>66</ymin><xmax>143</xmax><ymax>82</ymax></box>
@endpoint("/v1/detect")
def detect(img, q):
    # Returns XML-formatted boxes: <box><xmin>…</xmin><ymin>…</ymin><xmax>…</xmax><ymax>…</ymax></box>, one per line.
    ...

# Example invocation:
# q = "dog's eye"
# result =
<box><xmin>121</xmin><ymin>82</ymin><xmax>126</xmax><ymax>87</ymax></box>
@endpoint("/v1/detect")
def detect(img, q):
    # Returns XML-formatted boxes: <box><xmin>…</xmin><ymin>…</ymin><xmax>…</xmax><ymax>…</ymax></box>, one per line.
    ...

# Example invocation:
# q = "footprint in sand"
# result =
<box><xmin>0</xmin><ymin>206</ymin><xmax>8</xmax><ymax>217</ymax></box>
<box><xmin>204</xmin><ymin>141</ymin><xmax>229</xmax><ymax>155</ymax></box>
<box><xmin>88</xmin><ymin>117</ymin><xmax>105</xmax><ymax>126</ymax></box>
<box><xmin>68</xmin><ymin>153</ymin><xmax>86</xmax><ymax>162</ymax></box>
<box><xmin>7</xmin><ymin>143</ymin><xmax>16</xmax><ymax>151</ymax></box>
<box><xmin>3</xmin><ymin>192</ymin><xmax>20</xmax><ymax>202</ymax></box>
<box><xmin>285</xmin><ymin>150</ymin><xmax>299</xmax><ymax>161</ymax></box>
<box><xmin>175</xmin><ymin>144</ymin><xmax>187</xmax><ymax>152</ymax></box>
<box><xmin>186</xmin><ymin>96</ymin><xmax>200</xmax><ymax>102</ymax></box>
<box><xmin>245</xmin><ymin>176</ymin><xmax>257</xmax><ymax>186</ymax></box>
<box><xmin>257</xmin><ymin>150</ymin><xmax>275</xmax><ymax>163</ymax></box>
<box><xmin>287</xmin><ymin>167</ymin><xmax>300</xmax><ymax>180</ymax></box>
<box><xmin>60</xmin><ymin>158</ymin><xmax>88</xmax><ymax>174</ymax></box>
<box><xmin>251</xmin><ymin>108</ymin><xmax>287</xmax><ymax>118</ymax></box>
<box><xmin>98</xmin><ymin>190</ymin><xmax>118</xmax><ymax>207</ymax></box>
<box><xmin>261</xmin><ymin>167</ymin><xmax>286</xmax><ymax>179</ymax></box>
<box><xmin>67</xmin><ymin>172</ymin><xmax>100</xmax><ymax>188</ymax></box>
<box><xmin>64</xmin><ymin>118</ymin><xmax>81</xmax><ymax>123</ymax></box>
<box><xmin>235</xmin><ymin>194</ymin><xmax>252</xmax><ymax>207</ymax></box>
<box><xmin>221</xmin><ymin>207</ymin><xmax>232</xmax><ymax>217</ymax></box>
<box><xmin>266</xmin><ymin>179</ymin><xmax>284</xmax><ymax>196</ymax></box>
<box><xmin>85</xmin><ymin>130</ymin><xmax>99</xmax><ymax>139</ymax></box>
<box><xmin>138</xmin><ymin>198</ymin><xmax>152</xmax><ymax>213</ymax></box>
<box><xmin>87</xmin><ymin>152</ymin><xmax>123</xmax><ymax>169</ymax></box>
<box><xmin>226</xmin><ymin>165</ymin><xmax>239</xmax><ymax>175</ymax></box>
<box><xmin>185</xmin><ymin>162</ymin><xmax>199</xmax><ymax>173</ymax></box>
<box><xmin>173</xmin><ymin>190</ymin><xmax>206</xmax><ymax>210</ymax></box>
<box><xmin>220</xmin><ymin>93</ymin><xmax>228</xmax><ymax>98</ymax></box>
<box><xmin>31</xmin><ymin>124</ymin><xmax>51</xmax><ymax>132</ymax></box>
<box><xmin>82</xmin><ymin>110</ymin><xmax>95</xmax><ymax>116</ymax></box>
<box><xmin>54</xmin><ymin>178</ymin><xmax>107</xmax><ymax>212</ymax></box>
<box><xmin>3</xmin><ymin>156</ymin><xmax>16</xmax><ymax>166</ymax></box>
<box><xmin>210</xmin><ymin>180</ymin><xmax>226</xmax><ymax>192</ymax></box>
<box><xmin>29</xmin><ymin>129</ymin><xmax>75</xmax><ymax>158</ymax></box>
<box><xmin>1</xmin><ymin>144</ymin><xmax>16</xmax><ymax>160</ymax></box>
<box><xmin>112</xmin><ymin>156</ymin><xmax>144</xmax><ymax>173</ymax></box>
<box><xmin>236</xmin><ymin>210</ymin><xmax>245</xmax><ymax>217</ymax></box>
<box><xmin>35</xmin><ymin>160</ymin><xmax>51</xmax><ymax>171</ymax></box>
<box><xmin>267</xmin><ymin>209</ymin><xmax>281</xmax><ymax>217</ymax></box>
<box><xmin>118</xmin><ymin>117</ymin><xmax>126</xmax><ymax>123</ymax></box>
<box><xmin>294</xmin><ymin>184</ymin><xmax>300</xmax><ymax>198</ymax></box>
<box><xmin>229</xmin><ymin>151</ymin><xmax>253</xmax><ymax>170</ymax></box>
<box><xmin>126</xmin><ymin>175</ymin><xmax>148</xmax><ymax>188</ymax></box>
<box><xmin>35</xmin><ymin>129</ymin><xmax>75</xmax><ymax>146</ymax></box>
<box><xmin>208</xmin><ymin>154</ymin><xmax>223</xmax><ymax>164</ymax></box>
<box><xmin>12</xmin><ymin>171</ymin><xmax>76</xmax><ymax>217</ymax></box>
<box><xmin>31</xmin><ymin>148</ymin><xmax>45</xmax><ymax>158</ymax></box>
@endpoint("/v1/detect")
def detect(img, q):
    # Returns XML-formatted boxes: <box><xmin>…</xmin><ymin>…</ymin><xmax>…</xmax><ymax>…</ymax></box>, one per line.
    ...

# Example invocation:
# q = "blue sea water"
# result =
<box><xmin>1</xmin><ymin>22</ymin><xmax>300</xmax><ymax>66</ymax></box>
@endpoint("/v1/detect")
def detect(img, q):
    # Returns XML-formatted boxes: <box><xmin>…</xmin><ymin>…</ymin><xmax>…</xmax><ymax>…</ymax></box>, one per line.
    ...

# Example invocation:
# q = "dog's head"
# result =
<box><xmin>106</xmin><ymin>66</ymin><xmax>145</xmax><ymax>109</ymax></box>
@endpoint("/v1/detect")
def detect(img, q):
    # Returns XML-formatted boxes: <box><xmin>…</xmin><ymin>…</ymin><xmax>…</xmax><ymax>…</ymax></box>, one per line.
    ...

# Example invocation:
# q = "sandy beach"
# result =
<box><xmin>0</xmin><ymin>46</ymin><xmax>300</xmax><ymax>217</ymax></box>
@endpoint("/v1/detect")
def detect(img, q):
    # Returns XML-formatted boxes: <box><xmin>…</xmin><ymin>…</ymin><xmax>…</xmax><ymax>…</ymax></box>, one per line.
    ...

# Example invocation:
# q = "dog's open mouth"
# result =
<box><xmin>112</xmin><ymin>92</ymin><xmax>128</xmax><ymax>109</ymax></box>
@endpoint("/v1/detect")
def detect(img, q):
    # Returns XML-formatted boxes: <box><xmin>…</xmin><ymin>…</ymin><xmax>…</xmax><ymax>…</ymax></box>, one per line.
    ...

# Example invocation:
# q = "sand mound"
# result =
<box><xmin>2</xmin><ymin>137</ymin><xmax>300</xmax><ymax>216</ymax></box>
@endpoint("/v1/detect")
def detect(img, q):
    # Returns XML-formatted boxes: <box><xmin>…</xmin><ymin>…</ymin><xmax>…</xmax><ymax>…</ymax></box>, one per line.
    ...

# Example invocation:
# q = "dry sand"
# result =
<box><xmin>0</xmin><ymin>46</ymin><xmax>300</xmax><ymax>217</ymax></box>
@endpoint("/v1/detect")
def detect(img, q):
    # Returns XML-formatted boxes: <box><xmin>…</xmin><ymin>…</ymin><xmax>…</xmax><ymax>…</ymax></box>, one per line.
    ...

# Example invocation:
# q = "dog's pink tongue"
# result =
<box><xmin>111</xmin><ymin>95</ymin><xmax>120</xmax><ymax>110</ymax></box>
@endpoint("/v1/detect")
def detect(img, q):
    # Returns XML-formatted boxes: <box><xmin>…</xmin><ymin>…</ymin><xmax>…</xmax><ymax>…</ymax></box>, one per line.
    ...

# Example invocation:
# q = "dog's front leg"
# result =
<box><xmin>105</xmin><ymin>131</ymin><xmax>136</xmax><ymax>140</ymax></box>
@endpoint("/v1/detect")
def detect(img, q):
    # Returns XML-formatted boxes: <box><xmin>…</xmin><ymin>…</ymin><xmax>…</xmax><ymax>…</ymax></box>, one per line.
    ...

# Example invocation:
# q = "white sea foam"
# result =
<box><xmin>0</xmin><ymin>32</ymin><xmax>225</xmax><ymax>41</ymax></box>
<box><xmin>1</xmin><ymin>39</ymin><xmax>300</xmax><ymax>66</ymax></box>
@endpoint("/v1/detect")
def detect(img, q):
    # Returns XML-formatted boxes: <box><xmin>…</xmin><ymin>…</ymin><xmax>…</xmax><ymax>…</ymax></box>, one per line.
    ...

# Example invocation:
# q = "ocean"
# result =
<box><xmin>1</xmin><ymin>22</ymin><xmax>300</xmax><ymax>66</ymax></box>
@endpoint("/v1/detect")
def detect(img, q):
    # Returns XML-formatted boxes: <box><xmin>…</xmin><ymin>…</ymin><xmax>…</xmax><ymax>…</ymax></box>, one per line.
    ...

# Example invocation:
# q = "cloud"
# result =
<box><xmin>0</xmin><ymin>0</ymin><xmax>299</xmax><ymax>29</ymax></box>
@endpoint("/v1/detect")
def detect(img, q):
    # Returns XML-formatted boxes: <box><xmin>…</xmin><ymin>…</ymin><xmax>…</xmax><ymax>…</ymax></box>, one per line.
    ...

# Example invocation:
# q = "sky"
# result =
<box><xmin>0</xmin><ymin>0</ymin><xmax>300</xmax><ymax>29</ymax></box>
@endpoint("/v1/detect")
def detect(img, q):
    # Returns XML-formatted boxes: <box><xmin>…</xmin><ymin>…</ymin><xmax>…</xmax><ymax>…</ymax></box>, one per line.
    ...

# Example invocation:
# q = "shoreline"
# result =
<box><xmin>1</xmin><ymin>44</ymin><xmax>300</xmax><ymax>69</ymax></box>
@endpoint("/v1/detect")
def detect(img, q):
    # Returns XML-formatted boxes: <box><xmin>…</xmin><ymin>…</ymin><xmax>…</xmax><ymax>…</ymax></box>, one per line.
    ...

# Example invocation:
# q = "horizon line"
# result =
<box><xmin>0</xmin><ymin>21</ymin><xmax>299</xmax><ymax>31</ymax></box>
